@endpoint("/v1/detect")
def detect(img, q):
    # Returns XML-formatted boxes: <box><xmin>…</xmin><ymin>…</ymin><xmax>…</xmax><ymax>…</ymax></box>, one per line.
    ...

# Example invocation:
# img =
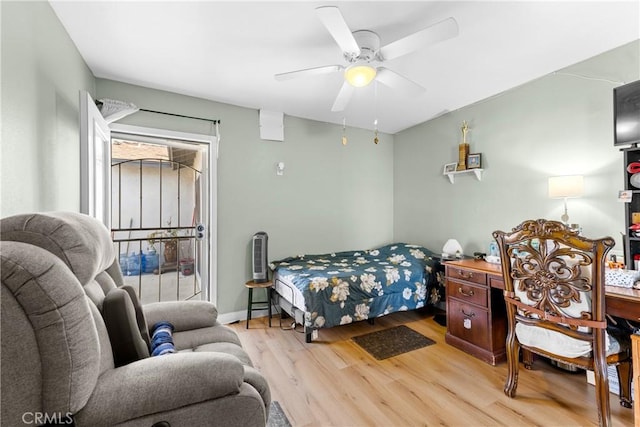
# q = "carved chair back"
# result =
<box><xmin>493</xmin><ymin>219</ymin><xmax>613</xmax><ymax>345</ymax></box>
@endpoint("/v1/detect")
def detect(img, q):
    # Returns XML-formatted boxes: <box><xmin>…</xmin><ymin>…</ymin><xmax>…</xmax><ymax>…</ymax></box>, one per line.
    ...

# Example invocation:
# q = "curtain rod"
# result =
<box><xmin>139</xmin><ymin>108</ymin><xmax>220</xmax><ymax>125</ymax></box>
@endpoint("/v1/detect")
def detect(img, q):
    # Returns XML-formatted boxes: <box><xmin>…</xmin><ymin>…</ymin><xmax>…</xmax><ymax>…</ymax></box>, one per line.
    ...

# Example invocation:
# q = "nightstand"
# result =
<box><xmin>444</xmin><ymin>259</ymin><xmax>506</xmax><ymax>365</ymax></box>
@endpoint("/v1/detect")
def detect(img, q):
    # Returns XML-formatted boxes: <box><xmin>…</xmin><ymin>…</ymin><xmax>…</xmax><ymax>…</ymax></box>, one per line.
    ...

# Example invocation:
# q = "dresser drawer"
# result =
<box><xmin>446</xmin><ymin>265</ymin><xmax>487</xmax><ymax>285</ymax></box>
<box><xmin>448</xmin><ymin>299</ymin><xmax>490</xmax><ymax>349</ymax></box>
<box><xmin>446</xmin><ymin>280</ymin><xmax>488</xmax><ymax>307</ymax></box>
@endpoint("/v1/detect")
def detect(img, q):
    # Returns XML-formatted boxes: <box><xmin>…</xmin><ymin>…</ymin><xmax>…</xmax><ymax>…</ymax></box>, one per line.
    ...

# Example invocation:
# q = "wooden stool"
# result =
<box><xmin>245</xmin><ymin>280</ymin><xmax>273</xmax><ymax>329</ymax></box>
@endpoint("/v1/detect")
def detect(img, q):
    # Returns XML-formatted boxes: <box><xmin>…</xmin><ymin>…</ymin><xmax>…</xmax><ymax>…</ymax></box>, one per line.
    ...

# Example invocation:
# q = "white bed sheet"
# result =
<box><xmin>273</xmin><ymin>270</ymin><xmax>306</xmax><ymax>312</ymax></box>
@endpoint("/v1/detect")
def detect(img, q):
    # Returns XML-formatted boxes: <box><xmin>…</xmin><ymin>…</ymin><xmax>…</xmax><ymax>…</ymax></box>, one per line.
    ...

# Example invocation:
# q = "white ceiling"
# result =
<box><xmin>49</xmin><ymin>1</ymin><xmax>639</xmax><ymax>134</ymax></box>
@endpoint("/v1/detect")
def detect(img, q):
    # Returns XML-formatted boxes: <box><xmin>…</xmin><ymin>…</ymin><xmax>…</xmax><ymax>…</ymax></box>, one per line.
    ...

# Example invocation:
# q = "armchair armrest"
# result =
<box><xmin>143</xmin><ymin>300</ymin><xmax>218</xmax><ymax>332</ymax></box>
<box><xmin>76</xmin><ymin>352</ymin><xmax>243</xmax><ymax>426</ymax></box>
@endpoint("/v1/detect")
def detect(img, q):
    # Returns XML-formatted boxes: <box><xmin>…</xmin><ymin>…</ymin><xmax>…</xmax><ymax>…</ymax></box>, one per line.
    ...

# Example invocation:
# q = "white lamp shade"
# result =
<box><xmin>548</xmin><ymin>175</ymin><xmax>584</xmax><ymax>199</ymax></box>
<box><xmin>442</xmin><ymin>239</ymin><xmax>463</xmax><ymax>256</ymax></box>
<box><xmin>344</xmin><ymin>64</ymin><xmax>377</xmax><ymax>87</ymax></box>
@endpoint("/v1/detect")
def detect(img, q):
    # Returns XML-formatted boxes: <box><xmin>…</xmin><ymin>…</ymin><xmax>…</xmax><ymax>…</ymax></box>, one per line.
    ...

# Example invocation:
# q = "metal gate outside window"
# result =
<box><xmin>111</xmin><ymin>138</ymin><xmax>205</xmax><ymax>305</ymax></box>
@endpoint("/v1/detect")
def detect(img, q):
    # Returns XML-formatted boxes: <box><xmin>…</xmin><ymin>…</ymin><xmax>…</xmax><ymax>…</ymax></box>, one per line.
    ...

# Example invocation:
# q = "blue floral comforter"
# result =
<box><xmin>272</xmin><ymin>243</ymin><xmax>443</xmax><ymax>330</ymax></box>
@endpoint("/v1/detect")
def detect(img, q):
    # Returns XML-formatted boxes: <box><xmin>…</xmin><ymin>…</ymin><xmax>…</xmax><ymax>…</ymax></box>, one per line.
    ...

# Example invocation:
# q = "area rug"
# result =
<box><xmin>267</xmin><ymin>401</ymin><xmax>292</xmax><ymax>427</ymax></box>
<box><xmin>352</xmin><ymin>325</ymin><xmax>436</xmax><ymax>360</ymax></box>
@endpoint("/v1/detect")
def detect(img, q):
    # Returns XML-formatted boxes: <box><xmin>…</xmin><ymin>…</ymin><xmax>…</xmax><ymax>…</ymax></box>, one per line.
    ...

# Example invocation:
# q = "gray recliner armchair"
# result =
<box><xmin>1</xmin><ymin>212</ymin><xmax>270</xmax><ymax>426</ymax></box>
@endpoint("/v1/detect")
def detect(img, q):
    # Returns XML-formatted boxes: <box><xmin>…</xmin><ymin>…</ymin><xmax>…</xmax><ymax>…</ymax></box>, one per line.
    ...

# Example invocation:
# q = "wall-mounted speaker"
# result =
<box><xmin>259</xmin><ymin>109</ymin><xmax>284</xmax><ymax>141</ymax></box>
<box><xmin>252</xmin><ymin>232</ymin><xmax>269</xmax><ymax>283</ymax></box>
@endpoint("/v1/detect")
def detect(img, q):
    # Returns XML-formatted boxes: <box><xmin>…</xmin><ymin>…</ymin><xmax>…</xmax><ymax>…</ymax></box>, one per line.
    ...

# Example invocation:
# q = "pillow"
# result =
<box><xmin>102</xmin><ymin>287</ymin><xmax>150</xmax><ymax>367</ymax></box>
<box><xmin>120</xmin><ymin>284</ymin><xmax>150</xmax><ymax>346</ymax></box>
<box><xmin>516</xmin><ymin>323</ymin><xmax>622</xmax><ymax>358</ymax></box>
<box><xmin>150</xmin><ymin>321</ymin><xmax>177</xmax><ymax>356</ymax></box>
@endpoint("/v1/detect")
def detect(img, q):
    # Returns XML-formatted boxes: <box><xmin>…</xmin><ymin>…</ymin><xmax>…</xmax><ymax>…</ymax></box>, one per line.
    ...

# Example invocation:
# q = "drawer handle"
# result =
<box><xmin>461</xmin><ymin>308</ymin><xmax>476</xmax><ymax>318</ymax></box>
<box><xmin>457</xmin><ymin>269</ymin><xmax>473</xmax><ymax>279</ymax></box>
<box><xmin>458</xmin><ymin>287</ymin><xmax>474</xmax><ymax>297</ymax></box>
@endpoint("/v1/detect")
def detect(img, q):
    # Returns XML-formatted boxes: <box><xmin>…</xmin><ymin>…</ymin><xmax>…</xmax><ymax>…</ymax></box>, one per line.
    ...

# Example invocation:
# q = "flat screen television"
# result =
<box><xmin>614</xmin><ymin>79</ymin><xmax>640</xmax><ymax>147</ymax></box>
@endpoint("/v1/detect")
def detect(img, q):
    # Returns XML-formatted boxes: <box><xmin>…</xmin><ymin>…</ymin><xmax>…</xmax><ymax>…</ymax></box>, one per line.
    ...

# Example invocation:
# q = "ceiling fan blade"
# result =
<box><xmin>375</xmin><ymin>67</ymin><xmax>426</xmax><ymax>94</ymax></box>
<box><xmin>378</xmin><ymin>17</ymin><xmax>458</xmax><ymax>61</ymax></box>
<box><xmin>316</xmin><ymin>6</ymin><xmax>360</xmax><ymax>58</ymax></box>
<box><xmin>275</xmin><ymin>65</ymin><xmax>343</xmax><ymax>81</ymax></box>
<box><xmin>331</xmin><ymin>82</ymin><xmax>355</xmax><ymax>112</ymax></box>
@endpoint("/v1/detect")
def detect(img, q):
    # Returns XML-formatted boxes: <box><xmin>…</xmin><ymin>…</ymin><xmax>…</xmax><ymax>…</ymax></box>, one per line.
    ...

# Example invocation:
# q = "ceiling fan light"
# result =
<box><xmin>345</xmin><ymin>64</ymin><xmax>377</xmax><ymax>87</ymax></box>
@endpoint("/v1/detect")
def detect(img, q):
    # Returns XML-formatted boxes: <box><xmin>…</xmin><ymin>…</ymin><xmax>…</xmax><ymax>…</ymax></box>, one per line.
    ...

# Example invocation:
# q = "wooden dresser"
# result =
<box><xmin>444</xmin><ymin>259</ymin><xmax>506</xmax><ymax>365</ymax></box>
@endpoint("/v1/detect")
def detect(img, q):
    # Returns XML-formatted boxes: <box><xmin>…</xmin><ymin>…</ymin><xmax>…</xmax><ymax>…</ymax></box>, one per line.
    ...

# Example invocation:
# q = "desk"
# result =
<box><xmin>613</xmin><ymin>290</ymin><xmax>640</xmax><ymax>425</ymax></box>
<box><xmin>604</xmin><ymin>287</ymin><xmax>640</xmax><ymax>422</ymax></box>
<box><xmin>444</xmin><ymin>259</ymin><xmax>506</xmax><ymax>365</ymax></box>
<box><xmin>482</xmin><ymin>264</ymin><xmax>640</xmax><ymax>321</ymax></box>
<box><xmin>445</xmin><ymin>260</ymin><xmax>640</xmax><ymax>365</ymax></box>
<box><xmin>605</xmin><ymin>286</ymin><xmax>640</xmax><ymax>321</ymax></box>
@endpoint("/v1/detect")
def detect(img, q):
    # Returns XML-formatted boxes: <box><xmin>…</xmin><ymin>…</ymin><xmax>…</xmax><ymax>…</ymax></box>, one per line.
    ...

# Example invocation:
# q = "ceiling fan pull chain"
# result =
<box><xmin>373</xmin><ymin>86</ymin><xmax>379</xmax><ymax>145</ymax></box>
<box><xmin>373</xmin><ymin>118</ymin><xmax>379</xmax><ymax>145</ymax></box>
<box><xmin>342</xmin><ymin>117</ymin><xmax>348</xmax><ymax>146</ymax></box>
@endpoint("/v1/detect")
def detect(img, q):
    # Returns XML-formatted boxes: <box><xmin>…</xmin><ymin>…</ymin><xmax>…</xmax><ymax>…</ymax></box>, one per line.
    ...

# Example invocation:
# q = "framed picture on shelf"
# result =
<box><xmin>443</xmin><ymin>163</ymin><xmax>457</xmax><ymax>174</ymax></box>
<box><xmin>467</xmin><ymin>153</ymin><xmax>482</xmax><ymax>169</ymax></box>
<box><xmin>619</xmin><ymin>190</ymin><xmax>632</xmax><ymax>202</ymax></box>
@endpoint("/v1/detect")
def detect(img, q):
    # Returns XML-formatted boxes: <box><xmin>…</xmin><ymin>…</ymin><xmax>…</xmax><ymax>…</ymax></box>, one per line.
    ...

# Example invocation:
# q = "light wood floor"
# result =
<box><xmin>230</xmin><ymin>309</ymin><xmax>634</xmax><ymax>427</ymax></box>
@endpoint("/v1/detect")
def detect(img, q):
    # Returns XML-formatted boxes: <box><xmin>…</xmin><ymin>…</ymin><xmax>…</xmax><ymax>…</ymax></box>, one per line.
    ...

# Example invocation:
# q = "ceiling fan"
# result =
<box><xmin>275</xmin><ymin>6</ymin><xmax>459</xmax><ymax>112</ymax></box>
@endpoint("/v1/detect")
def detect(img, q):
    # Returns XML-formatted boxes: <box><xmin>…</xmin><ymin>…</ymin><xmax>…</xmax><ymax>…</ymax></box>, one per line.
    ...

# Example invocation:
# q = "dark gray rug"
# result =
<box><xmin>352</xmin><ymin>325</ymin><xmax>436</xmax><ymax>360</ymax></box>
<box><xmin>267</xmin><ymin>401</ymin><xmax>292</xmax><ymax>427</ymax></box>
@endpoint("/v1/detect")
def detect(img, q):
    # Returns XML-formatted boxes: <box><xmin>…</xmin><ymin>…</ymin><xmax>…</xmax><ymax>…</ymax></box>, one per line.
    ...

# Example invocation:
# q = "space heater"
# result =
<box><xmin>252</xmin><ymin>232</ymin><xmax>269</xmax><ymax>283</ymax></box>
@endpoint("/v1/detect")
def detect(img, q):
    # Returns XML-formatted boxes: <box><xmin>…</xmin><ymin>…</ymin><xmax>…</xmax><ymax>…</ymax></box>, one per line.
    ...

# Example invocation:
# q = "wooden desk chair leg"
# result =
<box><xmin>504</xmin><ymin>329</ymin><xmax>519</xmax><ymax>398</ymax></box>
<box><xmin>593</xmin><ymin>359</ymin><xmax>612</xmax><ymax>427</ymax></box>
<box><xmin>616</xmin><ymin>360</ymin><xmax>633</xmax><ymax>408</ymax></box>
<box><xmin>522</xmin><ymin>348</ymin><xmax>534</xmax><ymax>370</ymax></box>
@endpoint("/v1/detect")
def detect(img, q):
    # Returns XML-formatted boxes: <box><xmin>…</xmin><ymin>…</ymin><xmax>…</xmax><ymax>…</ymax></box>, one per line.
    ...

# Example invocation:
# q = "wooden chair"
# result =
<box><xmin>492</xmin><ymin>219</ymin><xmax>632</xmax><ymax>427</ymax></box>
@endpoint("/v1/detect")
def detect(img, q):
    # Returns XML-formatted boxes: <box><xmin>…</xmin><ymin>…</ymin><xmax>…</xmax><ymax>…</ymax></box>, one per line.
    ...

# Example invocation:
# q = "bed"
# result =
<box><xmin>270</xmin><ymin>243</ymin><xmax>444</xmax><ymax>342</ymax></box>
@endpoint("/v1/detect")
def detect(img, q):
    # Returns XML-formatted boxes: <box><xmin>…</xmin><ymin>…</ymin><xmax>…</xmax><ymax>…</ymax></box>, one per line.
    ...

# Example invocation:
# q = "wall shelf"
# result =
<box><xmin>444</xmin><ymin>168</ymin><xmax>483</xmax><ymax>184</ymax></box>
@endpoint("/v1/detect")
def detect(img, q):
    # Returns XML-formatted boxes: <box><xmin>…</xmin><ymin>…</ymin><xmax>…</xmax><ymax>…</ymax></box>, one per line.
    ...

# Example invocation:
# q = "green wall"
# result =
<box><xmin>394</xmin><ymin>40</ymin><xmax>640</xmax><ymax>257</ymax></box>
<box><xmin>96</xmin><ymin>79</ymin><xmax>394</xmax><ymax>315</ymax></box>
<box><xmin>1</xmin><ymin>1</ymin><xmax>95</xmax><ymax>215</ymax></box>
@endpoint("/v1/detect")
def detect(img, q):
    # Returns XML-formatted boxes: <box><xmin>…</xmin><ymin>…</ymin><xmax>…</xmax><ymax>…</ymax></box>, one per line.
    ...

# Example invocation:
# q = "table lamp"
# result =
<box><xmin>442</xmin><ymin>238</ymin><xmax>463</xmax><ymax>259</ymax></box>
<box><xmin>548</xmin><ymin>175</ymin><xmax>584</xmax><ymax>228</ymax></box>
